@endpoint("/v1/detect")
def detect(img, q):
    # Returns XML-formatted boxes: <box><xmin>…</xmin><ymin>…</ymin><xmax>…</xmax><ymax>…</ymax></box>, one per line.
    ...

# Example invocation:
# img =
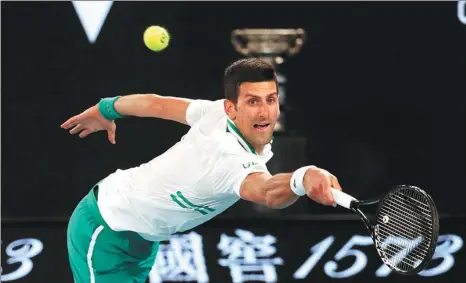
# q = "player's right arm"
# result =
<box><xmin>239</xmin><ymin>166</ymin><xmax>343</xmax><ymax>209</ymax></box>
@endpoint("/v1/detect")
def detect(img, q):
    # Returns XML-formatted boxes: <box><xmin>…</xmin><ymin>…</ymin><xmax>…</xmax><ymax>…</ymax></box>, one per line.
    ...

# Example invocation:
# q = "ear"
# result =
<box><xmin>224</xmin><ymin>99</ymin><xmax>236</xmax><ymax>120</ymax></box>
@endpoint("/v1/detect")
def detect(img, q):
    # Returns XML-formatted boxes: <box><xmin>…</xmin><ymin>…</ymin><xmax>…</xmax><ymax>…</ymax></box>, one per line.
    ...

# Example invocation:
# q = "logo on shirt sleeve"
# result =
<box><xmin>242</xmin><ymin>161</ymin><xmax>258</xmax><ymax>169</ymax></box>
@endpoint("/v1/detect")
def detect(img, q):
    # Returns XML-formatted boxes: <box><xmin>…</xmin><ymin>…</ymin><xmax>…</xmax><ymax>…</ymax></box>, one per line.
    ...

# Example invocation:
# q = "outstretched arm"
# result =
<box><xmin>60</xmin><ymin>94</ymin><xmax>203</xmax><ymax>143</ymax></box>
<box><xmin>239</xmin><ymin>165</ymin><xmax>342</xmax><ymax>209</ymax></box>
<box><xmin>113</xmin><ymin>94</ymin><xmax>192</xmax><ymax>124</ymax></box>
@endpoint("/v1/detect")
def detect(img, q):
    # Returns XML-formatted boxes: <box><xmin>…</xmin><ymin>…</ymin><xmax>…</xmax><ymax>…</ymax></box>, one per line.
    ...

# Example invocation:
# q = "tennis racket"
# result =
<box><xmin>330</xmin><ymin>185</ymin><xmax>439</xmax><ymax>275</ymax></box>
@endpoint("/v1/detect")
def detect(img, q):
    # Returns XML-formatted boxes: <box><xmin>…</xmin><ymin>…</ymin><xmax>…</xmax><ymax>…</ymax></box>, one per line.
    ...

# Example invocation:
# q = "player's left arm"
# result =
<box><xmin>114</xmin><ymin>94</ymin><xmax>220</xmax><ymax>125</ymax></box>
<box><xmin>113</xmin><ymin>94</ymin><xmax>192</xmax><ymax>124</ymax></box>
<box><xmin>61</xmin><ymin>94</ymin><xmax>217</xmax><ymax>143</ymax></box>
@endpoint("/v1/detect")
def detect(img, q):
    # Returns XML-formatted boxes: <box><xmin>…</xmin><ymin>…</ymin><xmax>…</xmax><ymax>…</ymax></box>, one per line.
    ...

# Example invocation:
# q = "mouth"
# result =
<box><xmin>253</xmin><ymin>123</ymin><xmax>271</xmax><ymax>132</ymax></box>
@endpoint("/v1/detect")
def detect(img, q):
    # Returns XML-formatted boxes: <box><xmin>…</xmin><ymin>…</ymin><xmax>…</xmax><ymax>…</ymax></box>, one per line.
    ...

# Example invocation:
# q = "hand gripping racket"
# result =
<box><xmin>331</xmin><ymin>185</ymin><xmax>439</xmax><ymax>275</ymax></box>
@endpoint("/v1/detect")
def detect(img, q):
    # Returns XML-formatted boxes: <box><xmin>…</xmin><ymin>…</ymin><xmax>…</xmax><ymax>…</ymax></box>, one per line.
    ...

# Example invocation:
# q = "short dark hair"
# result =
<box><xmin>223</xmin><ymin>58</ymin><xmax>278</xmax><ymax>103</ymax></box>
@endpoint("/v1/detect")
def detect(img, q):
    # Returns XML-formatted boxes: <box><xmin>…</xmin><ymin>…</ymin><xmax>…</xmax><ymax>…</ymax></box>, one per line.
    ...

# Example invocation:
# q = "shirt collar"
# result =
<box><xmin>226</xmin><ymin>118</ymin><xmax>274</xmax><ymax>161</ymax></box>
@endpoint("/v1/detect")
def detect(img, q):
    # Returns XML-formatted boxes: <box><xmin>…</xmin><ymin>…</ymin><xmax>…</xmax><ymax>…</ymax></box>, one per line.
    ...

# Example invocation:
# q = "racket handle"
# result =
<box><xmin>331</xmin><ymin>188</ymin><xmax>357</xmax><ymax>209</ymax></box>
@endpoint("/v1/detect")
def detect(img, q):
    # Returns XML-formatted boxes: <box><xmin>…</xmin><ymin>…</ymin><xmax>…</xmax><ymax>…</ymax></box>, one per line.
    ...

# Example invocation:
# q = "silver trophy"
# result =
<box><xmin>231</xmin><ymin>29</ymin><xmax>306</xmax><ymax>132</ymax></box>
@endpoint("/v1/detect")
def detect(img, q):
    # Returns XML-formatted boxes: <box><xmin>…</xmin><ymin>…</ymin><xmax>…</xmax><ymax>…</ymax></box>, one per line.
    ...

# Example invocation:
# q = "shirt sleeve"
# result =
<box><xmin>214</xmin><ymin>153</ymin><xmax>270</xmax><ymax>198</ymax></box>
<box><xmin>185</xmin><ymin>99</ymin><xmax>224</xmax><ymax>126</ymax></box>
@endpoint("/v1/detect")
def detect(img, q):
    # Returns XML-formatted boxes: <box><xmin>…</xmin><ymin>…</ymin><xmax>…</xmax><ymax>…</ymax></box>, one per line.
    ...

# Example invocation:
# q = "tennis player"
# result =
<box><xmin>61</xmin><ymin>58</ymin><xmax>343</xmax><ymax>283</ymax></box>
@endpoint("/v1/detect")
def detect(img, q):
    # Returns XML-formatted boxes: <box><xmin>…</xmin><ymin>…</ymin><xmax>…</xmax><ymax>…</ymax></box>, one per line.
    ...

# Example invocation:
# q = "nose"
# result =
<box><xmin>259</xmin><ymin>103</ymin><xmax>270</xmax><ymax>118</ymax></box>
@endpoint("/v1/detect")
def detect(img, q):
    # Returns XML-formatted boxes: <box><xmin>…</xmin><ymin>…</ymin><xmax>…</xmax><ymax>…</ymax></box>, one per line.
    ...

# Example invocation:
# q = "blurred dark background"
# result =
<box><xmin>2</xmin><ymin>1</ymin><xmax>466</xmax><ymax>282</ymax></box>
<box><xmin>2</xmin><ymin>1</ymin><xmax>465</xmax><ymax>219</ymax></box>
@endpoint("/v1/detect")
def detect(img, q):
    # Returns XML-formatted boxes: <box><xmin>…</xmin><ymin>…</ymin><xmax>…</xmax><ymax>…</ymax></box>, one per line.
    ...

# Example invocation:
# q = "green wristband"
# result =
<box><xmin>98</xmin><ymin>96</ymin><xmax>124</xmax><ymax>120</ymax></box>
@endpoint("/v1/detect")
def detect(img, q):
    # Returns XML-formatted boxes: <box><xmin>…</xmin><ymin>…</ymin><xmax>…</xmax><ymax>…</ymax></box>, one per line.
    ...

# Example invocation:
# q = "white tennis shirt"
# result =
<box><xmin>97</xmin><ymin>99</ymin><xmax>274</xmax><ymax>241</ymax></box>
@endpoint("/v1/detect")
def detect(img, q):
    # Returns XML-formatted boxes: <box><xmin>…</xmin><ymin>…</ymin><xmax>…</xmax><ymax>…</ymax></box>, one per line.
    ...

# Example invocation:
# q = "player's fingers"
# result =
<box><xmin>331</xmin><ymin>175</ymin><xmax>342</xmax><ymax>191</ymax></box>
<box><xmin>108</xmin><ymin>128</ymin><xmax>116</xmax><ymax>144</ymax></box>
<box><xmin>320</xmin><ymin>175</ymin><xmax>334</xmax><ymax>205</ymax></box>
<box><xmin>69</xmin><ymin>124</ymin><xmax>83</xmax><ymax>134</ymax></box>
<box><xmin>330</xmin><ymin>175</ymin><xmax>342</xmax><ymax>207</ymax></box>
<box><xmin>61</xmin><ymin>116</ymin><xmax>79</xmax><ymax>129</ymax></box>
<box><xmin>79</xmin><ymin>129</ymin><xmax>92</xmax><ymax>138</ymax></box>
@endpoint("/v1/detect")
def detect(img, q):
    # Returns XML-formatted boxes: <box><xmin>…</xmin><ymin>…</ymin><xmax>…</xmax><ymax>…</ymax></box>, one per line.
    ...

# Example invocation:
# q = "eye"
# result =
<box><xmin>267</xmin><ymin>97</ymin><xmax>277</xmax><ymax>104</ymax></box>
<box><xmin>248</xmin><ymin>99</ymin><xmax>258</xmax><ymax>105</ymax></box>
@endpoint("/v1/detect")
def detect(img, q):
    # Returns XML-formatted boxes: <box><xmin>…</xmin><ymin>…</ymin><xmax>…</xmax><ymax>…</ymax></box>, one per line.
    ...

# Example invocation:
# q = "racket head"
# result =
<box><xmin>373</xmin><ymin>185</ymin><xmax>439</xmax><ymax>275</ymax></box>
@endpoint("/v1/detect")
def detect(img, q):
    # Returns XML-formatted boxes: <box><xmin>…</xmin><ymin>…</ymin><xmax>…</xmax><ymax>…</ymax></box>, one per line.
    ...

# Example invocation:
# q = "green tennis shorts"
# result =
<box><xmin>67</xmin><ymin>185</ymin><xmax>159</xmax><ymax>283</ymax></box>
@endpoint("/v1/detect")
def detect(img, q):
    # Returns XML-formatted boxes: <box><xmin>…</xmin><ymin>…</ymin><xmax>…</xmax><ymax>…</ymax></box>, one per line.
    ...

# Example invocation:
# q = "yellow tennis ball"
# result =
<box><xmin>143</xmin><ymin>26</ymin><xmax>170</xmax><ymax>52</ymax></box>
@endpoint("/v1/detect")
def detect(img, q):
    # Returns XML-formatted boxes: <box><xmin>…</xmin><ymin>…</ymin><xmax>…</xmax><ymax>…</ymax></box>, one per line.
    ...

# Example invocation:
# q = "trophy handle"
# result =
<box><xmin>287</xmin><ymin>28</ymin><xmax>306</xmax><ymax>56</ymax></box>
<box><xmin>231</xmin><ymin>30</ymin><xmax>250</xmax><ymax>56</ymax></box>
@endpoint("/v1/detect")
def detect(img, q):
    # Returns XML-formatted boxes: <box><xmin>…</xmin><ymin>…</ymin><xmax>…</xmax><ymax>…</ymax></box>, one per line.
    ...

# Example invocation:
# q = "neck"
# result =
<box><xmin>253</xmin><ymin>144</ymin><xmax>265</xmax><ymax>155</ymax></box>
<box><xmin>226</xmin><ymin>118</ymin><xmax>266</xmax><ymax>156</ymax></box>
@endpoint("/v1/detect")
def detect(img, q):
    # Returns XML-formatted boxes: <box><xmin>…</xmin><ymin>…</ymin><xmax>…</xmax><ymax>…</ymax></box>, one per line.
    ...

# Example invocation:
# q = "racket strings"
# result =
<box><xmin>377</xmin><ymin>223</ymin><xmax>430</xmax><ymax>263</ymax></box>
<box><xmin>376</xmin><ymin>187</ymin><xmax>434</xmax><ymax>272</ymax></box>
<box><xmin>378</xmin><ymin>200</ymin><xmax>432</xmax><ymax>239</ymax></box>
<box><xmin>389</xmin><ymin>194</ymin><xmax>432</xmax><ymax>218</ymax></box>
<box><xmin>379</xmin><ymin>202</ymin><xmax>432</xmax><ymax>235</ymax></box>
<box><xmin>377</xmin><ymin>215</ymin><xmax>430</xmax><ymax>249</ymax></box>
<box><xmin>377</xmin><ymin>230</ymin><xmax>428</xmax><ymax>262</ymax></box>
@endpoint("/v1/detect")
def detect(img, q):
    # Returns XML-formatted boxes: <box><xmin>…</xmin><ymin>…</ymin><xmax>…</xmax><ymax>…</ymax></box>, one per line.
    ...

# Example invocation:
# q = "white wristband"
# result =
<box><xmin>290</xmin><ymin>166</ymin><xmax>314</xmax><ymax>196</ymax></box>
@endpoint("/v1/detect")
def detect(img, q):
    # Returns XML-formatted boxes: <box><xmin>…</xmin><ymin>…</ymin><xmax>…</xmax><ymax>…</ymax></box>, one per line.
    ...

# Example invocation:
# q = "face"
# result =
<box><xmin>224</xmin><ymin>81</ymin><xmax>279</xmax><ymax>153</ymax></box>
